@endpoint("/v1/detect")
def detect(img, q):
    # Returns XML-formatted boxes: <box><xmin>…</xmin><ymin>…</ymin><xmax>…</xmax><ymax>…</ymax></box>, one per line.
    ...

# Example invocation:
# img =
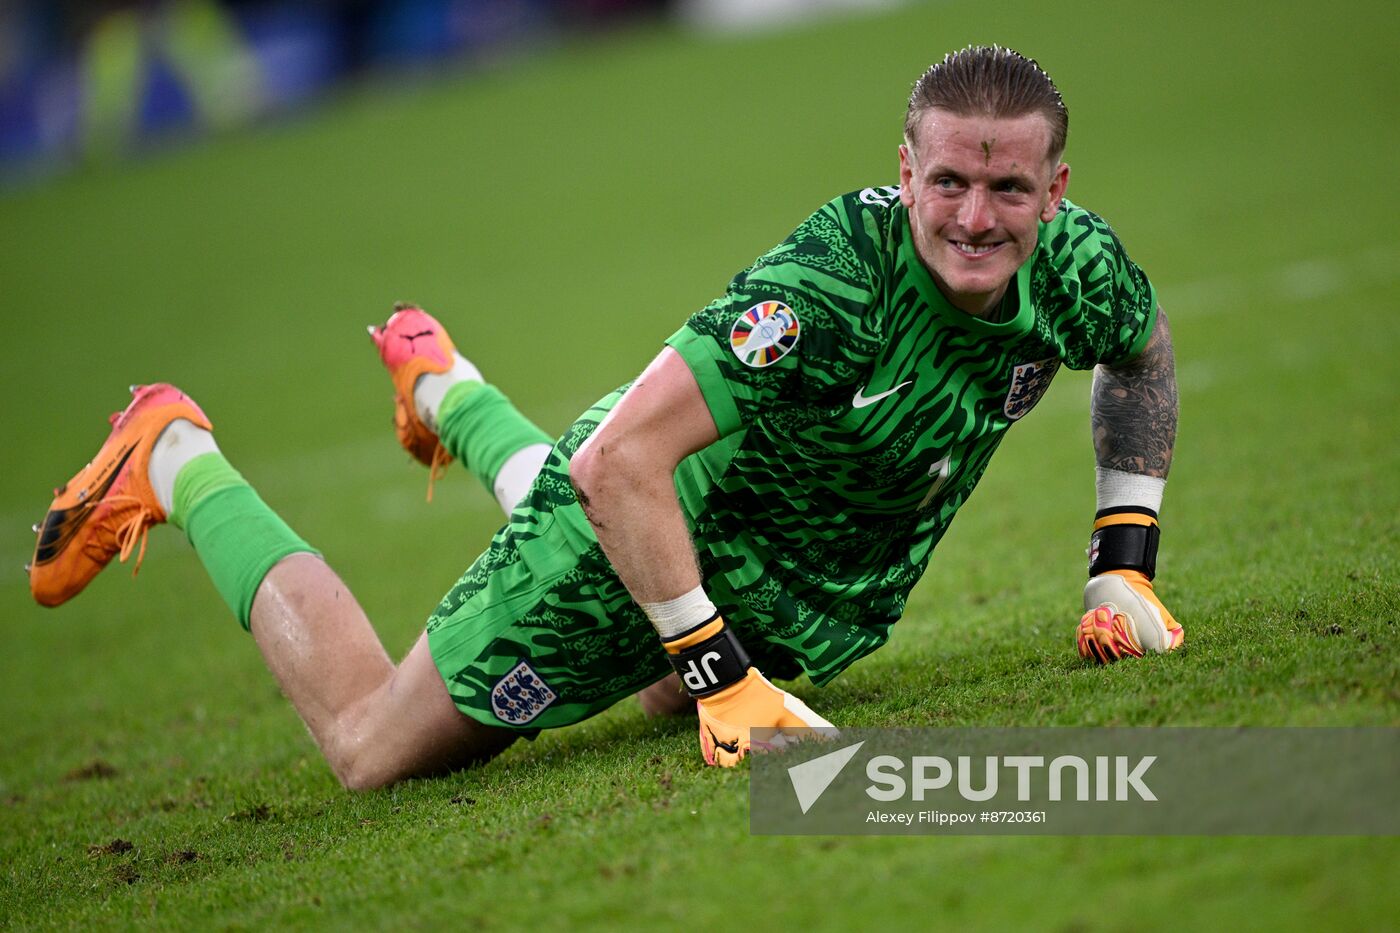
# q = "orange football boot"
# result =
<box><xmin>28</xmin><ymin>383</ymin><xmax>212</xmax><ymax>607</ymax></box>
<box><xmin>367</xmin><ymin>302</ymin><xmax>456</xmax><ymax>498</ymax></box>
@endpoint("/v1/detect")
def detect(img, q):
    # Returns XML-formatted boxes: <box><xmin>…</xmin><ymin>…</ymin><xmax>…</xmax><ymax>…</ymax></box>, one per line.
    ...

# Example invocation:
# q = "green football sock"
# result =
<box><xmin>169</xmin><ymin>452</ymin><xmax>318</xmax><ymax>631</ymax></box>
<box><xmin>437</xmin><ymin>381</ymin><xmax>552</xmax><ymax>493</ymax></box>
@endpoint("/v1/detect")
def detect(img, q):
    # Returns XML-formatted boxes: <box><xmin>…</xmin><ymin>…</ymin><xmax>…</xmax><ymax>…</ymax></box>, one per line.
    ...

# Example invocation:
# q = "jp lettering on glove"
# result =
<box><xmin>662</xmin><ymin>614</ymin><xmax>835</xmax><ymax>767</ymax></box>
<box><xmin>1078</xmin><ymin>507</ymin><xmax>1184</xmax><ymax>663</ymax></box>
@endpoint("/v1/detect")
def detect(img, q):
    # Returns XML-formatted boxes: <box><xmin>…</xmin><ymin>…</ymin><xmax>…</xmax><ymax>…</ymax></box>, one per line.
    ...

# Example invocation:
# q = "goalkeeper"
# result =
<box><xmin>27</xmin><ymin>46</ymin><xmax>1180</xmax><ymax>787</ymax></box>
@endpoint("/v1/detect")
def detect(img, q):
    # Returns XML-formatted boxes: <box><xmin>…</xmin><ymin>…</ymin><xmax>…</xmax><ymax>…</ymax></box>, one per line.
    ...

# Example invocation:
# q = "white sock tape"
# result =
<box><xmin>149</xmin><ymin>419</ymin><xmax>220</xmax><ymax>515</ymax></box>
<box><xmin>413</xmin><ymin>354</ymin><xmax>484</xmax><ymax>431</ymax></box>
<box><xmin>641</xmin><ymin>585</ymin><xmax>717</xmax><ymax>640</ymax></box>
<box><xmin>492</xmin><ymin>443</ymin><xmax>551</xmax><ymax>515</ymax></box>
<box><xmin>1095</xmin><ymin>467</ymin><xmax>1166</xmax><ymax>513</ymax></box>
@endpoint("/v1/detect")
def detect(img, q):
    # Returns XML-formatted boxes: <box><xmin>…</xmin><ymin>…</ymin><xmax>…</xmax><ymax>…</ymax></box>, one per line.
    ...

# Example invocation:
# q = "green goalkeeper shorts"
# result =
<box><xmin>423</xmin><ymin>457</ymin><xmax>817</xmax><ymax>732</ymax></box>
<box><xmin>424</xmin><ymin>450</ymin><xmax>675</xmax><ymax>731</ymax></box>
<box><xmin>424</xmin><ymin>379</ymin><xmax>867</xmax><ymax>732</ymax></box>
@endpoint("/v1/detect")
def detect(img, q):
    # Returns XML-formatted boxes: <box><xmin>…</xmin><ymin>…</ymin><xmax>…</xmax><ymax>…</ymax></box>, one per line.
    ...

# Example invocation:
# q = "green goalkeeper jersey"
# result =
<box><xmin>663</xmin><ymin>188</ymin><xmax>1158</xmax><ymax>685</ymax></box>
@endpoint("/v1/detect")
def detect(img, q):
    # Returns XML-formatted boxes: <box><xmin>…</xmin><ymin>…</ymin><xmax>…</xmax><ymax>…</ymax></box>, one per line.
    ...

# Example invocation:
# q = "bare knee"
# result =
<box><xmin>321</xmin><ymin>721</ymin><xmax>391</xmax><ymax>791</ymax></box>
<box><xmin>329</xmin><ymin>736</ymin><xmax>451</xmax><ymax>791</ymax></box>
<box><xmin>333</xmin><ymin>736</ymin><xmax>519</xmax><ymax>791</ymax></box>
<box><xmin>337</xmin><ymin>756</ymin><xmax>395</xmax><ymax>792</ymax></box>
<box><xmin>315</xmin><ymin>632</ymin><xmax>518</xmax><ymax>790</ymax></box>
<box><xmin>337</xmin><ymin>765</ymin><xmax>382</xmax><ymax>793</ymax></box>
<box><xmin>325</xmin><ymin>701</ymin><xmax>519</xmax><ymax>792</ymax></box>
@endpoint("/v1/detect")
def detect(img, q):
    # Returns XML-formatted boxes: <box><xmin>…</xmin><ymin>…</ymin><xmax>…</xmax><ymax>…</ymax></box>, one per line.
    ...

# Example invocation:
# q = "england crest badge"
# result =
<box><xmin>491</xmin><ymin>661</ymin><xmax>558</xmax><ymax>725</ymax></box>
<box><xmin>1003</xmin><ymin>357</ymin><xmax>1060</xmax><ymax>420</ymax></box>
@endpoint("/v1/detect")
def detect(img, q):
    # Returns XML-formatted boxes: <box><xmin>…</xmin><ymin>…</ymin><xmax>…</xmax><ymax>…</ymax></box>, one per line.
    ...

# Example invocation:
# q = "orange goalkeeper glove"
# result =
<box><xmin>663</xmin><ymin>615</ymin><xmax>835</xmax><ymax>767</ymax></box>
<box><xmin>1078</xmin><ymin>508</ymin><xmax>1185</xmax><ymax>663</ymax></box>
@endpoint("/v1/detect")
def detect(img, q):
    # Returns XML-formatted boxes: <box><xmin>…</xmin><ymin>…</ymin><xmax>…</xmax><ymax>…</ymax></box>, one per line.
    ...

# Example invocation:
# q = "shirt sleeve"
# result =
<box><xmin>1054</xmin><ymin>207</ymin><xmax>1159</xmax><ymax>370</ymax></box>
<box><xmin>666</xmin><ymin>198</ymin><xmax>882</xmax><ymax>437</ymax></box>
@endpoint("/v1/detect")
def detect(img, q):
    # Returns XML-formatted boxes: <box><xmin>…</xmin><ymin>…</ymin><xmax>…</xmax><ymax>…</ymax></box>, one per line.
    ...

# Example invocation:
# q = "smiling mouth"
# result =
<box><xmin>950</xmin><ymin>240</ymin><xmax>1003</xmax><ymax>257</ymax></box>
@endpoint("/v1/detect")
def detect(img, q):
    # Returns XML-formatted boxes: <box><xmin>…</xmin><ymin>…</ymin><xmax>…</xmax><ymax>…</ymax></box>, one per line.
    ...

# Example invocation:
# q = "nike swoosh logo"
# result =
<box><xmin>852</xmin><ymin>380</ymin><xmax>912</xmax><ymax>409</ymax></box>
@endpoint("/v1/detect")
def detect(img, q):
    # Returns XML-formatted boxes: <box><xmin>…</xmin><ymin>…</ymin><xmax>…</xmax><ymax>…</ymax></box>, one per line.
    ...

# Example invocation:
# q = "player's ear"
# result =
<box><xmin>1041</xmin><ymin>161</ymin><xmax>1070</xmax><ymax>222</ymax></box>
<box><xmin>898</xmin><ymin>144</ymin><xmax>916</xmax><ymax>207</ymax></box>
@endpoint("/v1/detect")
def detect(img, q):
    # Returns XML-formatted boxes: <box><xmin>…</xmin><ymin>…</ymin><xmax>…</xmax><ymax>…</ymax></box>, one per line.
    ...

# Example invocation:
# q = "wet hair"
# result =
<box><xmin>905</xmin><ymin>46</ymin><xmax>1068</xmax><ymax>161</ymax></box>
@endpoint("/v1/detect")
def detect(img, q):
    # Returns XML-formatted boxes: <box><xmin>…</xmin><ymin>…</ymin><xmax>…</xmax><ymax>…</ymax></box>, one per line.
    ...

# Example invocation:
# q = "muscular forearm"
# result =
<box><xmin>1079</xmin><ymin>308</ymin><xmax>1184</xmax><ymax>662</ymax></box>
<box><xmin>1091</xmin><ymin>307</ymin><xmax>1178</xmax><ymax>478</ymax></box>
<box><xmin>573</xmin><ymin>456</ymin><xmax>701</xmax><ymax>604</ymax></box>
<box><xmin>568</xmin><ymin>348</ymin><xmax>718</xmax><ymax>609</ymax></box>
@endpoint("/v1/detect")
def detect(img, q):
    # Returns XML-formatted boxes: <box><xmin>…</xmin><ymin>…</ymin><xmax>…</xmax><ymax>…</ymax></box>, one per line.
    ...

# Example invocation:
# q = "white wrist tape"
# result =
<box><xmin>1095</xmin><ymin>468</ymin><xmax>1166</xmax><ymax>514</ymax></box>
<box><xmin>641</xmin><ymin>585</ymin><xmax>717</xmax><ymax>640</ymax></box>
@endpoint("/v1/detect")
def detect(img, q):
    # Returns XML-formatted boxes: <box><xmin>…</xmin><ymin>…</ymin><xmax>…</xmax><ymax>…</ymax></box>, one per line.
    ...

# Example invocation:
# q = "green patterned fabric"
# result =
<box><xmin>426</xmin><ymin>189</ymin><xmax>1157</xmax><ymax>730</ymax></box>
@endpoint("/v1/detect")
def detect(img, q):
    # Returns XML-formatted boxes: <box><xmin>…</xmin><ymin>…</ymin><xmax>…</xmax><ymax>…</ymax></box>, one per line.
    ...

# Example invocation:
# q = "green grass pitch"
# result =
<box><xmin>2</xmin><ymin>0</ymin><xmax>1398</xmax><ymax>927</ymax></box>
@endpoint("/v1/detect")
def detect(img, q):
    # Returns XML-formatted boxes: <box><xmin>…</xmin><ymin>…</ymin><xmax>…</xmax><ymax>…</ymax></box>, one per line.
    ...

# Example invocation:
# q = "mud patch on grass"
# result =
<box><xmin>88</xmin><ymin>838</ymin><xmax>134</xmax><ymax>856</ymax></box>
<box><xmin>64</xmin><ymin>760</ymin><xmax>118</xmax><ymax>781</ymax></box>
<box><xmin>226</xmin><ymin>802</ymin><xmax>273</xmax><ymax>822</ymax></box>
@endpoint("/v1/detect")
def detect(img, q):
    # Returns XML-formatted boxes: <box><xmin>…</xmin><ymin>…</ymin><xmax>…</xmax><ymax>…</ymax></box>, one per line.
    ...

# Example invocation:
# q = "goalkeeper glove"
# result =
<box><xmin>1078</xmin><ymin>508</ymin><xmax>1184</xmax><ymax>663</ymax></box>
<box><xmin>663</xmin><ymin>615</ymin><xmax>835</xmax><ymax>767</ymax></box>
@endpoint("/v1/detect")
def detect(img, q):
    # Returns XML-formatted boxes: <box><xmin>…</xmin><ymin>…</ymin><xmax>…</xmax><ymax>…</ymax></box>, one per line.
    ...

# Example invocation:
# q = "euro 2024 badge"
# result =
<box><xmin>1004</xmin><ymin>357</ymin><xmax>1060</xmax><ymax>420</ymax></box>
<box><xmin>731</xmin><ymin>301</ymin><xmax>800</xmax><ymax>368</ymax></box>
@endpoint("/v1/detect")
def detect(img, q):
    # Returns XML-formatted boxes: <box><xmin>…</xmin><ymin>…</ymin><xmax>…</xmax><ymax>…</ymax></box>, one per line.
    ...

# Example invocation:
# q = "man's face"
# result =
<box><xmin>899</xmin><ymin>109</ymin><xmax>1069</xmax><ymax>317</ymax></box>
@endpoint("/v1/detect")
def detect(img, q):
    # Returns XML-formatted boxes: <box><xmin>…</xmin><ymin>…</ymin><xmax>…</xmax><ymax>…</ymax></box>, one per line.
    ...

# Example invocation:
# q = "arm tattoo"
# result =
<box><xmin>1091</xmin><ymin>307</ymin><xmax>1178</xmax><ymax>478</ymax></box>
